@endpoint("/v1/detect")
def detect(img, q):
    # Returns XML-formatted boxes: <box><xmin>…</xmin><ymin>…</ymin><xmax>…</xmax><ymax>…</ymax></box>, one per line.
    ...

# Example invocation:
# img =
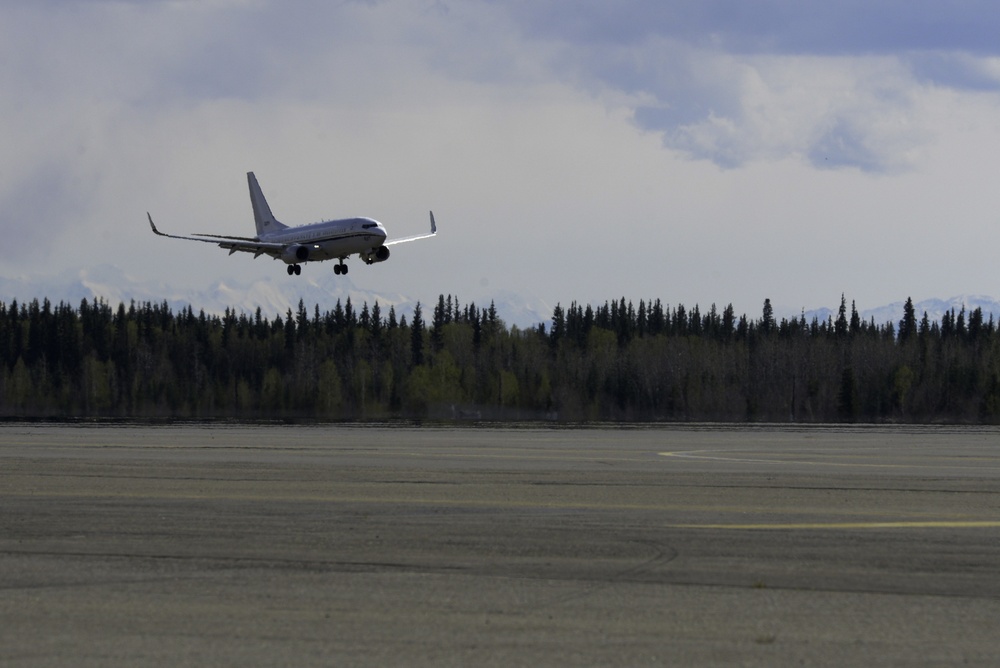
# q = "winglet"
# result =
<box><xmin>147</xmin><ymin>212</ymin><xmax>164</xmax><ymax>236</ymax></box>
<box><xmin>430</xmin><ymin>211</ymin><xmax>437</xmax><ymax>234</ymax></box>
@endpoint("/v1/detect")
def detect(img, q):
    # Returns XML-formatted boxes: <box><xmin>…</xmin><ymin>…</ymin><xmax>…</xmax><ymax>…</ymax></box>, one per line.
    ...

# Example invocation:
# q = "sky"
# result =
<box><xmin>4</xmin><ymin>0</ymin><xmax>1000</xmax><ymax>320</ymax></box>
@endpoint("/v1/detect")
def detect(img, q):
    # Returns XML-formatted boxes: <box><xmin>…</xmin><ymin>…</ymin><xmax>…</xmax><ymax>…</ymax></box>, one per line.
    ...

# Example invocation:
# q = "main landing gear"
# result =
<box><xmin>287</xmin><ymin>262</ymin><xmax>349</xmax><ymax>276</ymax></box>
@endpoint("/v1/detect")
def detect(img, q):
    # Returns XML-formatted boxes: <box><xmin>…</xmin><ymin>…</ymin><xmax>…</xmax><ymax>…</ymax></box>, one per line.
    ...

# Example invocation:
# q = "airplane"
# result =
<box><xmin>146</xmin><ymin>172</ymin><xmax>436</xmax><ymax>276</ymax></box>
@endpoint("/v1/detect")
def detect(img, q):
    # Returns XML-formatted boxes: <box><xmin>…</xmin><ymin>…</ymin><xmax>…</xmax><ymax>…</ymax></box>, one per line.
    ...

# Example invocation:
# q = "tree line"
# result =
<box><xmin>2</xmin><ymin>294</ymin><xmax>1000</xmax><ymax>422</ymax></box>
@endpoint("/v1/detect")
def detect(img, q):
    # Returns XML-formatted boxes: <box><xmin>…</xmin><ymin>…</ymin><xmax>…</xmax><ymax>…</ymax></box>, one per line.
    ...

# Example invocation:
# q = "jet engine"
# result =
<box><xmin>361</xmin><ymin>246</ymin><xmax>390</xmax><ymax>265</ymax></box>
<box><xmin>282</xmin><ymin>244</ymin><xmax>310</xmax><ymax>264</ymax></box>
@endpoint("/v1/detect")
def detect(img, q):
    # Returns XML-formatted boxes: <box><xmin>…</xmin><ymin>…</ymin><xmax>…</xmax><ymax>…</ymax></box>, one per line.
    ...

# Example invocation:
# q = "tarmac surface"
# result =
<box><xmin>2</xmin><ymin>423</ymin><xmax>1000</xmax><ymax>666</ymax></box>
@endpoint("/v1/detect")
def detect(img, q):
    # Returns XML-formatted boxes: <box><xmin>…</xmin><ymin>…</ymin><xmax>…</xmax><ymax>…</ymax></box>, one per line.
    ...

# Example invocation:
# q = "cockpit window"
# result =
<box><xmin>362</xmin><ymin>222</ymin><xmax>378</xmax><ymax>229</ymax></box>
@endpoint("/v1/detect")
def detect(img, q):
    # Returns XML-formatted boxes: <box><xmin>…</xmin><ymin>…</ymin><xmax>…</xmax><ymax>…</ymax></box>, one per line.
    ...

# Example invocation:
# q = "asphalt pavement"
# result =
<box><xmin>3</xmin><ymin>423</ymin><xmax>1000</xmax><ymax>666</ymax></box>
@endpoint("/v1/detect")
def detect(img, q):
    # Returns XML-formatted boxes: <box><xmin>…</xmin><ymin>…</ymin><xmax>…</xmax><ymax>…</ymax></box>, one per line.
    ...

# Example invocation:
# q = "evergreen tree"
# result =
<box><xmin>410</xmin><ymin>302</ymin><xmax>425</xmax><ymax>366</ymax></box>
<box><xmin>899</xmin><ymin>297</ymin><xmax>917</xmax><ymax>342</ymax></box>
<box><xmin>4</xmin><ymin>292</ymin><xmax>1000</xmax><ymax>423</ymax></box>
<box><xmin>550</xmin><ymin>303</ymin><xmax>565</xmax><ymax>351</ymax></box>
<box><xmin>431</xmin><ymin>294</ymin><xmax>446</xmax><ymax>353</ymax></box>
<box><xmin>761</xmin><ymin>299</ymin><xmax>775</xmax><ymax>336</ymax></box>
<box><xmin>835</xmin><ymin>294</ymin><xmax>848</xmax><ymax>338</ymax></box>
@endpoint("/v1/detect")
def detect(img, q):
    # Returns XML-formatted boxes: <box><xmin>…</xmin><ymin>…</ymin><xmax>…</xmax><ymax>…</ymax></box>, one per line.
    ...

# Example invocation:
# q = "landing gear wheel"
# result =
<box><xmin>287</xmin><ymin>265</ymin><xmax>294</xmax><ymax>276</ymax></box>
<box><xmin>294</xmin><ymin>264</ymin><xmax>301</xmax><ymax>275</ymax></box>
<box><xmin>342</xmin><ymin>264</ymin><xmax>348</xmax><ymax>275</ymax></box>
<box><xmin>334</xmin><ymin>264</ymin><xmax>341</xmax><ymax>275</ymax></box>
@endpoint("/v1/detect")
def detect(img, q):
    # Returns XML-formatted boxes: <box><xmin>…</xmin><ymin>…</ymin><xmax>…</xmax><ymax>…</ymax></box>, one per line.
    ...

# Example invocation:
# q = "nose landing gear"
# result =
<box><xmin>333</xmin><ymin>262</ymin><xmax>349</xmax><ymax>275</ymax></box>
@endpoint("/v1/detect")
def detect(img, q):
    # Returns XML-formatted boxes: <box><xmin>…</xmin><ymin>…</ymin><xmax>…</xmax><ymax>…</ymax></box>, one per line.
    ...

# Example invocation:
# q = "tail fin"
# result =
<box><xmin>247</xmin><ymin>172</ymin><xmax>287</xmax><ymax>236</ymax></box>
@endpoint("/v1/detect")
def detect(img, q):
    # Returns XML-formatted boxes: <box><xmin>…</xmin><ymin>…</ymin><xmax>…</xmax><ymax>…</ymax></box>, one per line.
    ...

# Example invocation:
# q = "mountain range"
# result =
<box><xmin>798</xmin><ymin>296</ymin><xmax>1000</xmax><ymax>330</ymax></box>
<box><xmin>0</xmin><ymin>265</ymin><xmax>553</xmax><ymax>329</ymax></box>
<box><xmin>2</xmin><ymin>265</ymin><xmax>999</xmax><ymax>332</ymax></box>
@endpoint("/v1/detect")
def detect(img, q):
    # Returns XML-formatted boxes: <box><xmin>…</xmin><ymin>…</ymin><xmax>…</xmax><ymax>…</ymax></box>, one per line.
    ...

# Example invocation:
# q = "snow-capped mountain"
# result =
<box><xmin>800</xmin><ymin>296</ymin><xmax>1000</xmax><ymax>329</ymax></box>
<box><xmin>0</xmin><ymin>265</ymin><xmax>552</xmax><ymax>329</ymax></box>
<box><xmin>3</xmin><ymin>266</ymin><xmax>997</xmax><ymax>331</ymax></box>
<box><xmin>861</xmin><ymin>296</ymin><xmax>1000</xmax><ymax>327</ymax></box>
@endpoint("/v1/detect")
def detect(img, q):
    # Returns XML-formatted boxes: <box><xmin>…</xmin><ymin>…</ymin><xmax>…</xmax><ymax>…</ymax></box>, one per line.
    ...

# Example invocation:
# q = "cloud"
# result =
<box><xmin>501</xmin><ymin>1</ymin><xmax>1000</xmax><ymax>56</ymax></box>
<box><xmin>8</xmin><ymin>0</ymin><xmax>998</xmax><ymax>194</ymax></box>
<box><xmin>491</xmin><ymin>1</ymin><xmax>1000</xmax><ymax>170</ymax></box>
<box><xmin>542</xmin><ymin>39</ymin><xmax>927</xmax><ymax>170</ymax></box>
<box><xmin>908</xmin><ymin>52</ymin><xmax>1000</xmax><ymax>90</ymax></box>
<box><xmin>0</xmin><ymin>163</ymin><xmax>93</xmax><ymax>262</ymax></box>
<box><xmin>5</xmin><ymin>0</ymin><xmax>1000</xmax><ymax>319</ymax></box>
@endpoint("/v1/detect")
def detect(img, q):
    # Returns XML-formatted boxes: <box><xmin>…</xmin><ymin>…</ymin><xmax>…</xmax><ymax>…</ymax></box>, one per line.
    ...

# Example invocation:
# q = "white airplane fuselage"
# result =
<box><xmin>265</xmin><ymin>217</ymin><xmax>388</xmax><ymax>264</ymax></box>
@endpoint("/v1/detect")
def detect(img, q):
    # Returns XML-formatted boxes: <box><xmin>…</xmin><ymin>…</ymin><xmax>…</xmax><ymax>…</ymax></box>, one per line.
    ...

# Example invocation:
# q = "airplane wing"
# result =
<box><xmin>385</xmin><ymin>211</ymin><xmax>437</xmax><ymax>246</ymax></box>
<box><xmin>147</xmin><ymin>213</ymin><xmax>285</xmax><ymax>258</ymax></box>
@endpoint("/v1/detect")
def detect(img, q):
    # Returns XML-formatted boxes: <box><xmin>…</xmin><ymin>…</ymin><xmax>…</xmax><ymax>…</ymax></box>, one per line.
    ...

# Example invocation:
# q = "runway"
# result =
<box><xmin>2</xmin><ymin>423</ymin><xmax>1000</xmax><ymax>666</ymax></box>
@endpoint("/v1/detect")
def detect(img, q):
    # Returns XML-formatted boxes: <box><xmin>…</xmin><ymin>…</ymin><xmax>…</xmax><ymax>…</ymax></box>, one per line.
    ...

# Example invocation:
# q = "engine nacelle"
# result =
<box><xmin>361</xmin><ymin>246</ymin><xmax>390</xmax><ymax>265</ymax></box>
<box><xmin>282</xmin><ymin>244</ymin><xmax>310</xmax><ymax>264</ymax></box>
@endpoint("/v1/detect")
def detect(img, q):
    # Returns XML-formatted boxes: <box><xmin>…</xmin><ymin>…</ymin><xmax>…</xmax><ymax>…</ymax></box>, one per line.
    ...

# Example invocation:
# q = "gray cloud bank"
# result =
<box><xmin>497</xmin><ymin>1</ymin><xmax>1000</xmax><ymax>169</ymax></box>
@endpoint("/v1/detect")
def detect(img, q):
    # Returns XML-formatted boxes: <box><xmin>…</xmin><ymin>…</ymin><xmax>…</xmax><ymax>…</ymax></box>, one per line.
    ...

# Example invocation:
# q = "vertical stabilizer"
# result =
<box><xmin>247</xmin><ymin>172</ymin><xmax>286</xmax><ymax>236</ymax></box>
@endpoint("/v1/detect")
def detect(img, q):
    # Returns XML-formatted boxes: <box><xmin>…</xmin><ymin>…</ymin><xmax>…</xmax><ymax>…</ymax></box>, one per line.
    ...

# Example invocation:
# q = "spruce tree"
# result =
<box><xmin>410</xmin><ymin>302</ymin><xmax>425</xmax><ymax>366</ymax></box>
<box><xmin>899</xmin><ymin>297</ymin><xmax>916</xmax><ymax>342</ymax></box>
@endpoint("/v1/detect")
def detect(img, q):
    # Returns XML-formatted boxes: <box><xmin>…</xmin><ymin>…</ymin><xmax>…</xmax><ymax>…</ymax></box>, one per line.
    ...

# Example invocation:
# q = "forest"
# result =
<box><xmin>2</xmin><ymin>293</ymin><xmax>1000</xmax><ymax>423</ymax></box>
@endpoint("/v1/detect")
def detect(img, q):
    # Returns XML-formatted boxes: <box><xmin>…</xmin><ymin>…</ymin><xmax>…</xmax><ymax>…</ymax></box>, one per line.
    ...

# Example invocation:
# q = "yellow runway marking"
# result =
<box><xmin>671</xmin><ymin>520</ymin><xmax>1000</xmax><ymax>530</ymax></box>
<box><xmin>658</xmin><ymin>450</ymin><xmax>1000</xmax><ymax>471</ymax></box>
